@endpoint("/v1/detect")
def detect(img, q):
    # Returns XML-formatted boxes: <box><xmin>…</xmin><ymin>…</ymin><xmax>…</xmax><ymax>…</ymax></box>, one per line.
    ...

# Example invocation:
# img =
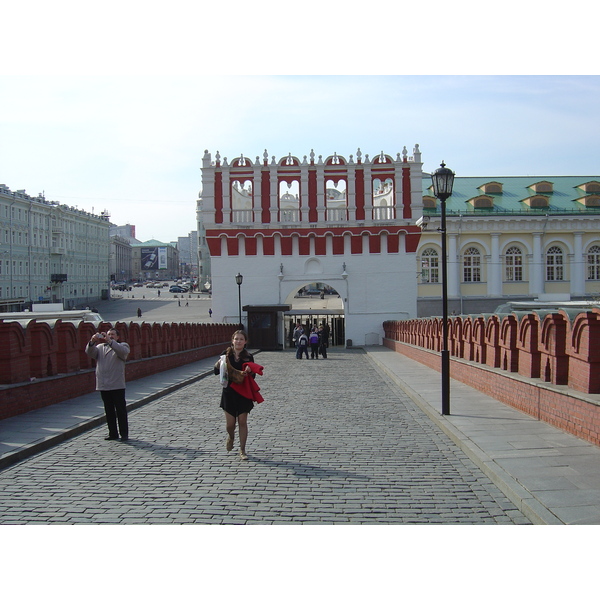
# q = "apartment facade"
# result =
<box><xmin>0</xmin><ymin>184</ymin><xmax>111</xmax><ymax>311</ymax></box>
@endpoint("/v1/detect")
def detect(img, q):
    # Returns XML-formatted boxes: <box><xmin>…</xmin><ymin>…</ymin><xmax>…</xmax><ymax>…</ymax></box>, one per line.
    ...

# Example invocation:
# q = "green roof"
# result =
<box><xmin>131</xmin><ymin>239</ymin><xmax>175</xmax><ymax>248</ymax></box>
<box><xmin>422</xmin><ymin>175</ymin><xmax>600</xmax><ymax>216</ymax></box>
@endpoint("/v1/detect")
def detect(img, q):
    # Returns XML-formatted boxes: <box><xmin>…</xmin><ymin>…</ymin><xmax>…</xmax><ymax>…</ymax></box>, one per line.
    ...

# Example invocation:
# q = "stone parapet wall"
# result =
<box><xmin>383</xmin><ymin>308</ymin><xmax>600</xmax><ymax>446</ymax></box>
<box><xmin>0</xmin><ymin>320</ymin><xmax>238</xmax><ymax>420</ymax></box>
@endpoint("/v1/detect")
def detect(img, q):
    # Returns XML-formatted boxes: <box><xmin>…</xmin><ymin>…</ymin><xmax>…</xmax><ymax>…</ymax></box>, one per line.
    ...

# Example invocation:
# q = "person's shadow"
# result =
<box><xmin>122</xmin><ymin>438</ymin><xmax>205</xmax><ymax>461</ymax></box>
<box><xmin>245</xmin><ymin>454</ymin><xmax>369</xmax><ymax>481</ymax></box>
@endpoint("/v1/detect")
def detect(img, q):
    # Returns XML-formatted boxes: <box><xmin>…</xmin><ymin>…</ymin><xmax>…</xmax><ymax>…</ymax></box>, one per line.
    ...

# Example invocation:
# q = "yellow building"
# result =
<box><xmin>417</xmin><ymin>176</ymin><xmax>600</xmax><ymax>316</ymax></box>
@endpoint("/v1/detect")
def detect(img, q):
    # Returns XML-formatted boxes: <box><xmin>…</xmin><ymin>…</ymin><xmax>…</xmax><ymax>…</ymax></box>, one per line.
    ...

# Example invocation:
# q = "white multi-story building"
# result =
<box><xmin>177</xmin><ymin>230</ymin><xmax>199</xmax><ymax>278</ymax></box>
<box><xmin>198</xmin><ymin>147</ymin><xmax>424</xmax><ymax>348</ymax></box>
<box><xmin>0</xmin><ymin>184</ymin><xmax>111</xmax><ymax>311</ymax></box>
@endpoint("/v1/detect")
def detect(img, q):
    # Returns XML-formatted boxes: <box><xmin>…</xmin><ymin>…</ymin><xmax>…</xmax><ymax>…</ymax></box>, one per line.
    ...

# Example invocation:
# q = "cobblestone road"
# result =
<box><xmin>0</xmin><ymin>350</ymin><xmax>531</xmax><ymax>524</ymax></box>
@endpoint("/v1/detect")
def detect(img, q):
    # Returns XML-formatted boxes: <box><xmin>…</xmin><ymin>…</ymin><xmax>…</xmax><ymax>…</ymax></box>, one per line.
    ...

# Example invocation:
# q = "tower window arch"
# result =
<box><xmin>372</xmin><ymin>177</ymin><xmax>394</xmax><ymax>220</ymax></box>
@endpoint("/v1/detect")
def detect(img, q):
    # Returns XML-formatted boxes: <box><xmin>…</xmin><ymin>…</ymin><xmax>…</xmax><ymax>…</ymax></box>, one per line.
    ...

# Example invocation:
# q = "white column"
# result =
<box><xmin>530</xmin><ymin>232</ymin><xmax>544</xmax><ymax>296</ymax></box>
<box><xmin>488</xmin><ymin>233</ymin><xmax>502</xmax><ymax>296</ymax></box>
<box><xmin>448</xmin><ymin>233</ymin><xmax>459</xmax><ymax>297</ymax></box>
<box><xmin>571</xmin><ymin>231</ymin><xmax>585</xmax><ymax>295</ymax></box>
<box><xmin>347</xmin><ymin>165</ymin><xmax>356</xmax><ymax>221</ymax></box>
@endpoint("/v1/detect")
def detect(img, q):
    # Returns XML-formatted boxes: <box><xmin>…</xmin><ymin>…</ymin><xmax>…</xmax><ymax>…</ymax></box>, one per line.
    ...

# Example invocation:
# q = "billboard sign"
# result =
<box><xmin>142</xmin><ymin>247</ymin><xmax>168</xmax><ymax>270</ymax></box>
<box><xmin>158</xmin><ymin>247</ymin><xmax>167</xmax><ymax>270</ymax></box>
<box><xmin>141</xmin><ymin>248</ymin><xmax>158</xmax><ymax>270</ymax></box>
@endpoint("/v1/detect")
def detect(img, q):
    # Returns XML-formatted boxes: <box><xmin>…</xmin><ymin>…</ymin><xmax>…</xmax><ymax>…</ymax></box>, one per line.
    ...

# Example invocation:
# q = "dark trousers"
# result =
<box><xmin>310</xmin><ymin>343</ymin><xmax>319</xmax><ymax>359</ymax></box>
<box><xmin>296</xmin><ymin>345</ymin><xmax>308</xmax><ymax>359</ymax></box>
<box><xmin>101</xmin><ymin>389</ymin><xmax>128</xmax><ymax>438</ymax></box>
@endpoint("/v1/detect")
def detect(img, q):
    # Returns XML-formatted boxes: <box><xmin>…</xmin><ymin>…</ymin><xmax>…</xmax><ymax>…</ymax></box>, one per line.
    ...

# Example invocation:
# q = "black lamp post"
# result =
<box><xmin>431</xmin><ymin>161</ymin><xmax>455</xmax><ymax>415</ymax></box>
<box><xmin>235</xmin><ymin>273</ymin><xmax>243</xmax><ymax>328</ymax></box>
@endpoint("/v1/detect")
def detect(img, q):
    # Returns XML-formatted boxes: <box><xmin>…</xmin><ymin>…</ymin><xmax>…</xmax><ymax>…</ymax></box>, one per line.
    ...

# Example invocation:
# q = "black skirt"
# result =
<box><xmin>217</xmin><ymin>351</ymin><xmax>254</xmax><ymax>417</ymax></box>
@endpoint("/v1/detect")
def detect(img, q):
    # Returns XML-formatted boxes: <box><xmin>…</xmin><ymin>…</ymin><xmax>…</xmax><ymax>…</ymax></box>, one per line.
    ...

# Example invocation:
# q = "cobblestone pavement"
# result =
<box><xmin>0</xmin><ymin>350</ymin><xmax>531</xmax><ymax>524</ymax></box>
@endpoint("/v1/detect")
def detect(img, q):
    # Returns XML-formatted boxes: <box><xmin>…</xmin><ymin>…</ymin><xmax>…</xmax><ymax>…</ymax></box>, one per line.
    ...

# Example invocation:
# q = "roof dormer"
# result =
<box><xmin>479</xmin><ymin>181</ymin><xmax>503</xmax><ymax>194</ymax></box>
<box><xmin>468</xmin><ymin>195</ymin><xmax>494</xmax><ymax>209</ymax></box>
<box><xmin>575</xmin><ymin>194</ymin><xmax>600</xmax><ymax>208</ymax></box>
<box><xmin>529</xmin><ymin>181</ymin><xmax>553</xmax><ymax>194</ymax></box>
<box><xmin>522</xmin><ymin>194</ymin><xmax>550</xmax><ymax>208</ymax></box>
<box><xmin>422</xmin><ymin>195</ymin><xmax>437</xmax><ymax>209</ymax></box>
<box><xmin>577</xmin><ymin>181</ymin><xmax>600</xmax><ymax>194</ymax></box>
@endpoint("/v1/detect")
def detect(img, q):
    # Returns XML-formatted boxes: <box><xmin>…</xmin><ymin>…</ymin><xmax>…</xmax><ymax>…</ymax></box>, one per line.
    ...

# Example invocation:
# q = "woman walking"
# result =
<box><xmin>215</xmin><ymin>330</ymin><xmax>255</xmax><ymax>460</ymax></box>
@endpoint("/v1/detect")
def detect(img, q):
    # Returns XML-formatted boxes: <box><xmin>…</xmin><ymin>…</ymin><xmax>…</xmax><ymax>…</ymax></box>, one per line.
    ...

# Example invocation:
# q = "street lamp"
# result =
<box><xmin>235</xmin><ymin>273</ymin><xmax>243</xmax><ymax>328</ymax></box>
<box><xmin>431</xmin><ymin>161</ymin><xmax>455</xmax><ymax>415</ymax></box>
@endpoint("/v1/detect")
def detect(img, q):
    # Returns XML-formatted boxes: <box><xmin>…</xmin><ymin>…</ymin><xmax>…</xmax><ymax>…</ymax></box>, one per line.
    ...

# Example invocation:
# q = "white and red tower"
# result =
<box><xmin>198</xmin><ymin>146</ymin><xmax>424</xmax><ymax>347</ymax></box>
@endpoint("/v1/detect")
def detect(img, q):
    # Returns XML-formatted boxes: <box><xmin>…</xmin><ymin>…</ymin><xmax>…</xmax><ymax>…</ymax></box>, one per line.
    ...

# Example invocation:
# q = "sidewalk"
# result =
<box><xmin>365</xmin><ymin>346</ymin><xmax>600</xmax><ymax>525</ymax></box>
<box><xmin>2</xmin><ymin>347</ymin><xmax>600</xmax><ymax>524</ymax></box>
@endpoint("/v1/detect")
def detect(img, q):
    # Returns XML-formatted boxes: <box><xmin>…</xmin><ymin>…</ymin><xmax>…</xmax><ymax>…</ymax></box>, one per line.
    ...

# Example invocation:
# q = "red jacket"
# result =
<box><xmin>230</xmin><ymin>362</ymin><xmax>265</xmax><ymax>403</ymax></box>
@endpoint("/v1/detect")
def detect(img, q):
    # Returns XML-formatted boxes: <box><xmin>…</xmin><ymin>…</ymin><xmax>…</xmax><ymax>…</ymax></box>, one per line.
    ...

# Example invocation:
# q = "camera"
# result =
<box><xmin>416</xmin><ymin>216</ymin><xmax>430</xmax><ymax>229</ymax></box>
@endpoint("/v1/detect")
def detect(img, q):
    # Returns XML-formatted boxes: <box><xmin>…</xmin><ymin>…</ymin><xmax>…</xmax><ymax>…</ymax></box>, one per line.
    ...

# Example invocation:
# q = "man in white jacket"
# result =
<box><xmin>86</xmin><ymin>328</ymin><xmax>131</xmax><ymax>441</ymax></box>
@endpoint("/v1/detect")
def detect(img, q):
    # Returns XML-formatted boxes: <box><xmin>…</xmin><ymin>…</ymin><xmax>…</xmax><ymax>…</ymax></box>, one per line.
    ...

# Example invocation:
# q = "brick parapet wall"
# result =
<box><xmin>383</xmin><ymin>308</ymin><xmax>600</xmax><ymax>447</ymax></box>
<box><xmin>0</xmin><ymin>320</ymin><xmax>239</xmax><ymax>420</ymax></box>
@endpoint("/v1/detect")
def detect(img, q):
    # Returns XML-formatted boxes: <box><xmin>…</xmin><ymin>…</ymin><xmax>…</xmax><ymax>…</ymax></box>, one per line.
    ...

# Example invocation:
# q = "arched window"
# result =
<box><xmin>587</xmin><ymin>245</ymin><xmax>600</xmax><ymax>280</ymax></box>
<box><xmin>505</xmin><ymin>246</ymin><xmax>523</xmax><ymax>282</ymax></box>
<box><xmin>546</xmin><ymin>246</ymin><xmax>564</xmax><ymax>281</ymax></box>
<box><xmin>463</xmin><ymin>247</ymin><xmax>481</xmax><ymax>282</ymax></box>
<box><xmin>372</xmin><ymin>178</ymin><xmax>394</xmax><ymax>220</ymax></box>
<box><xmin>420</xmin><ymin>248</ymin><xmax>439</xmax><ymax>283</ymax></box>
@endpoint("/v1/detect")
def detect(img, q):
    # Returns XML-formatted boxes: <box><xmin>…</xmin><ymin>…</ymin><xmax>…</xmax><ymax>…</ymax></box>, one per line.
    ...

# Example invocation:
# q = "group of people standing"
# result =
<box><xmin>292</xmin><ymin>322</ymin><xmax>329</xmax><ymax>359</ymax></box>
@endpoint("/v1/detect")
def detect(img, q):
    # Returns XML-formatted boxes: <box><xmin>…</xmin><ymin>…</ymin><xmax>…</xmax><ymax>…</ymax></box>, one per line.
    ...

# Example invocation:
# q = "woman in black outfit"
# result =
<box><xmin>215</xmin><ymin>330</ymin><xmax>254</xmax><ymax>460</ymax></box>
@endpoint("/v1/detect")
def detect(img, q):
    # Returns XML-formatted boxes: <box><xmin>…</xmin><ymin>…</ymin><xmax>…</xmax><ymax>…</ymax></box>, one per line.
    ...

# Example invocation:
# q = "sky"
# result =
<box><xmin>1</xmin><ymin>4</ymin><xmax>599</xmax><ymax>244</ymax></box>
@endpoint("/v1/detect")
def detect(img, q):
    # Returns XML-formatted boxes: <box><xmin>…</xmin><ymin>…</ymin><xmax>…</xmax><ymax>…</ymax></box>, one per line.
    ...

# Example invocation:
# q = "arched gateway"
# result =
<box><xmin>197</xmin><ymin>147</ymin><xmax>424</xmax><ymax>349</ymax></box>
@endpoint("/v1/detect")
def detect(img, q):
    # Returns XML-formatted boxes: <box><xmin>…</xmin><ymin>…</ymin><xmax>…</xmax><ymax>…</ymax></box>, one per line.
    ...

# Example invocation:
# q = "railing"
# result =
<box><xmin>326</xmin><ymin>208</ymin><xmax>347</xmax><ymax>222</ymax></box>
<box><xmin>373</xmin><ymin>206</ymin><xmax>395</xmax><ymax>221</ymax></box>
<box><xmin>280</xmin><ymin>209</ymin><xmax>300</xmax><ymax>223</ymax></box>
<box><xmin>231</xmin><ymin>209</ymin><xmax>253</xmax><ymax>224</ymax></box>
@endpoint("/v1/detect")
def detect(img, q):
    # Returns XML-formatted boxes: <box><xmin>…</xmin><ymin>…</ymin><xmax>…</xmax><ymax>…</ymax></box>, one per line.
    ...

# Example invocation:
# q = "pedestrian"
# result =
<box><xmin>86</xmin><ymin>328</ymin><xmax>131</xmax><ymax>441</ymax></box>
<box><xmin>209</xmin><ymin>308</ymin><xmax>212</xmax><ymax>318</ymax></box>
<box><xmin>318</xmin><ymin>325</ymin><xmax>328</xmax><ymax>359</ymax></box>
<box><xmin>292</xmin><ymin>322</ymin><xmax>303</xmax><ymax>347</ymax></box>
<box><xmin>296</xmin><ymin>331</ymin><xmax>309</xmax><ymax>359</ymax></box>
<box><xmin>309</xmin><ymin>327</ymin><xmax>320</xmax><ymax>359</ymax></box>
<box><xmin>320</xmin><ymin>321</ymin><xmax>330</xmax><ymax>358</ymax></box>
<box><xmin>137</xmin><ymin>307</ymin><xmax>142</xmax><ymax>318</ymax></box>
<box><xmin>214</xmin><ymin>330</ymin><xmax>257</xmax><ymax>460</ymax></box>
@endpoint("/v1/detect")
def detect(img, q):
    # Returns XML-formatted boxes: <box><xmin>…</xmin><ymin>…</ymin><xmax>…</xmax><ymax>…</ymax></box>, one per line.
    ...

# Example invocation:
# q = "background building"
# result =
<box><xmin>177</xmin><ymin>230</ymin><xmax>198</xmax><ymax>279</ymax></box>
<box><xmin>417</xmin><ymin>176</ymin><xmax>600</xmax><ymax>316</ymax></box>
<box><xmin>109</xmin><ymin>235</ymin><xmax>133</xmax><ymax>283</ymax></box>
<box><xmin>1</xmin><ymin>184</ymin><xmax>111</xmax><ymax>311</ymax></box>
<box><xmin>109</xmin><ymin>223</ymin><xmax>140</xmax><ymax>244</ymax></box>
<box><xmin>131</xmin><ymin>239</ymin><xmax>179</xmax><ymax>281</ymax></box>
